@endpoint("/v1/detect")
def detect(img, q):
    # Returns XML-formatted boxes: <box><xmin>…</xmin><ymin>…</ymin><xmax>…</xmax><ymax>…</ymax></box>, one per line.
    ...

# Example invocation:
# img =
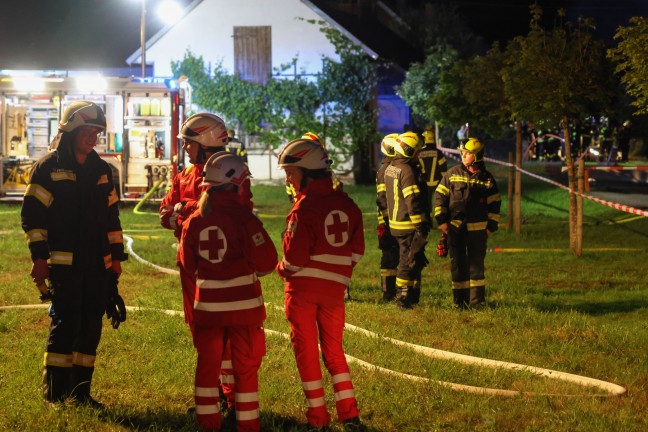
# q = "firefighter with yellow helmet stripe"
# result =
<box><xmin>418</xmin><ymin>125</ymin><xmax>447</xmax><ymax>217</ymax></box>
<box><xmin>384</xmin><ymin>131</ymin><xmax>430</xmax><ymax>308</ymax></box>
<box><xmin>433</xmin><ymin>138</ymin><xmax>501</xmax><ymax>308</ymax></box>
<box><xmin>375</xmin><ymin>133</ymin><xmax>400</xmax><ymax>301</ymax></box>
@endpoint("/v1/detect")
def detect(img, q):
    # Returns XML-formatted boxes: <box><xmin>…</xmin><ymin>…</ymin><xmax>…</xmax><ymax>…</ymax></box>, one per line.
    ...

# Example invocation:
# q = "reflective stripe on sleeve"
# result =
<box><xmin>26</xmin><ymin>229</ymin><xmax>48</xmax><ymax>244</ymax></box>
<box><xmin>467</xmin><ymin>222</ymin><xmax>488</xmax><ymax>231</ymax></box>
<box><xmin>487</xmin><ymin>193</ymin><xmax>501</xmax><ymax>204</ymax></box>
<box><xmin>50</xmin><ymin>251</ymin><xmax>73</xmax><ymax>265</ymax></box>
<box><xmin>24</xmin><ymin>184</ymin><xmax>53</xmax><ymax>208</ymax></box>
<box><xmin>108</xmin><ymin>230</ymin><xmax>124</xmax><ymax>244</ymax></box>
<box><xmin>402</xmin><ymin>184</ymin><xmax>420</xmax><ymax>197</ymax></box>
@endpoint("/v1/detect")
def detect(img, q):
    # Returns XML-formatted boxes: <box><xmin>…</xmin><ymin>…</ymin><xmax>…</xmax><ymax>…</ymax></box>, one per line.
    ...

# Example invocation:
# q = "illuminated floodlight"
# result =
<box><xmin>157</xmin><ymin>1</ymin><xmax>182</xmax><ymax>25</ymax></box>
<box><xmin>589</xmin><ymin>148</ymin><xmax>600</xmax><ymax>156</ymax></box>
<box><xmin>76</xmin><ymin>75</ymin><xmax>108</xmax><ymax>92</ymax></box>
<box><xmin>13</xmin><ymin>76</ymin><xmax>45</xmax><ymax>92</ymax></box>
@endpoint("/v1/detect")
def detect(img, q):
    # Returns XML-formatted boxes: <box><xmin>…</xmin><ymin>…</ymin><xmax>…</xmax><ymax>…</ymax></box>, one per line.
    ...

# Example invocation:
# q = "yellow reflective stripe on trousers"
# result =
<box><xmin>50</xmin><ymin>251</ymin><xmax>73</xmax><ymax>265</ymax></box>
<box><xmin>470</xmin><ymin>279</ymin><xmax>485</xmax><ymax>287</ymax></box>
<box><xmin>44</xmin><ymin>352</ymin><xmax>73</xmax><ymax>367</ymax></box>
<box><xmin>452</xmin><ymin>281</ymin><xmax>470</xmax><ymax>289</ymax></box>
<box><xmin>72</xmin><ymin>352</ymin><xmax>96</xmax><ymax>367</ymax></box>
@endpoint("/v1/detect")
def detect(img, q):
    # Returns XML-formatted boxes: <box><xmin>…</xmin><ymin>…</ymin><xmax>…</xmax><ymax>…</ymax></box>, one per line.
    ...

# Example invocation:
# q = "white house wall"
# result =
<box><xmin>144</xmin><ymin>0</ymin><xmax>339</xmax><ymax>77</ymax></box>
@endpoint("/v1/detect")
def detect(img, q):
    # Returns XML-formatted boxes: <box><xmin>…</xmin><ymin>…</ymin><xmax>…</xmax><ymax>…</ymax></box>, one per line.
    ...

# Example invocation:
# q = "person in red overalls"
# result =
<box><xmin>179</xmin><ymin>152</ymin><xmax>277</xmax><ymax>432</ymax></box>
<box><xmin>160</xmin><ymin>113</ymin><xmax>251</xmax><ymax>412</ymax></box>
<box><xmin>276</xmin><ymin>138</ymin><xmax>366</xmax><ymax>432</ymax></box>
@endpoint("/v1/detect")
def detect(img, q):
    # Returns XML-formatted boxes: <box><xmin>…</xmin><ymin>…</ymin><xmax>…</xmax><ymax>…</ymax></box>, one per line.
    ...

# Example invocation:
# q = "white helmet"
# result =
<box><xmin>201</xmin><ymin>152</ymin><xmax>251</xmax><ymax>188</ymax></box>
<box><xmin>59</xmin><ymin>101</ymin><xmax>106</xmax><ymax>133</ymax></box>
<box><xmin>178</xmin><ymin>113</ymin><xmax>229</xmax><ymax>148</ymax></box>
<box><xmin>277</xmin><ymin>138</ymin><xmax>331</xmax><ymax>170</ymax></box>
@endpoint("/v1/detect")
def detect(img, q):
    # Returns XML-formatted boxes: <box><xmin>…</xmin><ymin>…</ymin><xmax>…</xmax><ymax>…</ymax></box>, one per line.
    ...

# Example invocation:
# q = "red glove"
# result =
<box><xmin>436</xmin><ymin>233</ymin><xmax>448</xmax><ymax>258</ymax></box>
<box><xmin>377</xmin><ymin>223</ymin><xmax>386</xmax><ymax>238</ymax></box>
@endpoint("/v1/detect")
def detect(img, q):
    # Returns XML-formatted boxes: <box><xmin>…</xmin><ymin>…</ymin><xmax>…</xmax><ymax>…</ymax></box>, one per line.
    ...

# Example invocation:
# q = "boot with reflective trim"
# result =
<box><xmin>452</xmin><ymin>288</ymin><xmax>470</xmax><ymax>310</ymax></box>
<box><xmin>381</xmin><ymin>276</ymin><xmax>396</xmax><ymax>302</ymax></box>
<box><xmin>470</xmin><ymin>286</ymin><xmax>486</xmax><ymax>309</ymax></box>
<box><xmin>43</xmin><ymin>365</ymin><xmax>71</xmax><ymax>404</ymax></box>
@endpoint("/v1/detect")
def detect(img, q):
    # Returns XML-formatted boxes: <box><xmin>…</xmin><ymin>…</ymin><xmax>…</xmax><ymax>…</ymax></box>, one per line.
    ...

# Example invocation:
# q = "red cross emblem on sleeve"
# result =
<box><xmin>198</xmin><ymin>226</ymin><xmax>227</xmax><ymax>263</ymax></box>
<box><xmin>325</xmin><ymin>210</ymin><xmax>349</xmax><ymax>246</ymax></box>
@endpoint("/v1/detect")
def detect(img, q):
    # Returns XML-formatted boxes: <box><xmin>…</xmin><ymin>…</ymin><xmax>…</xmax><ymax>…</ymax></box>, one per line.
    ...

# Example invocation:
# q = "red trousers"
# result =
<box><xmin>193</xmin><ymin>324</ymin><xmax>266</xmax><ymax>432</ymax></box>
<box><xmin>180</xmin><ymin>265</ymin><xmax>236</xmax><ymax>407</ymax></box>
<box><xmin>284</xmin><ymin>290</ymin><xmax>359</xmax><ymax>427</ymax></box>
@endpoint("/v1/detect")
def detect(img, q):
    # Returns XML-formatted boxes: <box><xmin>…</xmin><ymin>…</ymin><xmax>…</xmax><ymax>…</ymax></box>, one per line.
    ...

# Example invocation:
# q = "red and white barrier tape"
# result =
<box><xmin>437</xmin><ymin>146</ymin><xmax>648</xmax><ymax>218</ymax></box>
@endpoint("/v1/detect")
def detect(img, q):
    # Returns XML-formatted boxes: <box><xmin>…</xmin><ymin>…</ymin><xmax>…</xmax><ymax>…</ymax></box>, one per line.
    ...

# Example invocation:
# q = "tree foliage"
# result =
<box><xmin>608</xmin><ymin>16</ymin><xmax>648</xmax><ymax>115</ymax></box>
<box><xmin>171</xmin><ymin>23</ymin><xmax>378</xmax><ymax>181</ymax></box>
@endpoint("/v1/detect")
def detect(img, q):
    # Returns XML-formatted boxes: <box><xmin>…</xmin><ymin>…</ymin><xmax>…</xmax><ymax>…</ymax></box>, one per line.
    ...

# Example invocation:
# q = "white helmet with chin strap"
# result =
<box><xmin>178</xmin><ymin>113</ymin><xmax>229</xmax><ymax>148</ymax></box>
<box><xmin>277</xmin><ymin>138</ymin><xmax>331</xmax><ymax>170</ymax></box>
<box><xmin>201</xmin><ymin>152</ymin><xmax>251</xmax><ymax>188</ymax></box>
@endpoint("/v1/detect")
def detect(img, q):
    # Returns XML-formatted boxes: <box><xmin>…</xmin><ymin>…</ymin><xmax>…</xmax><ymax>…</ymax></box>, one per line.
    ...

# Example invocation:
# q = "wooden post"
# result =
<box><xmin>576</xmin><ymin>159</ymin><xmax>584</xmax><ymax>257</ymax></box>
<box><xmin>514</xmin><ymin>122</ymin><xmax>522</xmax><ymax>234</ymax></box>
<box><xmin>508</xmin><ymin>152</ymin><xmax>514</xmax><ymax>230</ymax></box>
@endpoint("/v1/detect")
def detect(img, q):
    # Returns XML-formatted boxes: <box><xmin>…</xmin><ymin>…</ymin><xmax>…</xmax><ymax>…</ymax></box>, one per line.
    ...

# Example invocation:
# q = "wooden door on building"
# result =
<box><xmin>233</xmin><ymin>26</ymin><xmax>272</xmax><ymax>85</ymax></box>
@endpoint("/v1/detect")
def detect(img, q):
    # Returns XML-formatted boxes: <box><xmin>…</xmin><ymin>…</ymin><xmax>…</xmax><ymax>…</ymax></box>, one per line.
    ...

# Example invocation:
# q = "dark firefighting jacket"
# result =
<box><xmin>21</xmin><ymin>137</ymin><xmax>127</xmax><ymax>269</ymax></box>
<box><xmin>375</xmin><ymin>156</ymin><xmax>393</xmax><ymax>225</ymax></box>
<box><xmin>384</xmin><ymin>156</ymin><xmax>427</xmax><ymax>236</ymax></box>
<box><xmin>433</xmin><ymin>163</ymin><xmax>501</xmax><ymax>233</ymax></box>
<box><xmin>417</xmin><ymin>144</ymin><xmax>447</xmax><ymax>189</ymax></box>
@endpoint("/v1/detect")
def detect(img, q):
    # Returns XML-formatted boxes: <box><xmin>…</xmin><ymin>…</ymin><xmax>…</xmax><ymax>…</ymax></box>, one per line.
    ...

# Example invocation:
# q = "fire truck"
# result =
<box><xmin>0</xmin><ymin>73</ymin><xmax>191</xmax><ymax>198</ymax></box>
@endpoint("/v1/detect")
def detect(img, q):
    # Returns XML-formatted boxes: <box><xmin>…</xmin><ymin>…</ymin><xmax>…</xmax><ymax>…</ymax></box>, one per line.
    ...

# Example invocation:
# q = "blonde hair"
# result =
<box><xmin>198</xmin><ymin>189</ymin><xmax>212</xmax><ymax>217</ymax></box>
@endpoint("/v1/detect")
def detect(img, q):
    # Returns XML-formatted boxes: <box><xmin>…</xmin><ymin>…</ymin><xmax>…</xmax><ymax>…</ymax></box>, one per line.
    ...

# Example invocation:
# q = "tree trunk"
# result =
<box><xmin>514</xmin><ymin>121</ymin><xmax>522</xmax><ymax>234</ymax></box>
<box><xmin>508</xmin><ymin>152</ymin><xmax>514</xmax><ymax>231</ymax></box>
<box><xmin>576</xmin><ymin>159</ymin><xmax>584</xmax><ymax>257</ymax></box>
<box><xmin>562</xmin><ymin>116</ymin><xmax>577</xmax><ymax>255</ymax></box>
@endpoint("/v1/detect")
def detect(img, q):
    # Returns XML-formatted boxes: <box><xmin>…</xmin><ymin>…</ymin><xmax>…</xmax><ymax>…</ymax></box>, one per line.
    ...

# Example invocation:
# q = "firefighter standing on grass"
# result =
<box><xmin>276</xmin><ymin>138</ymin><xmax>366</xmax><ymax>431</ymax></box>
<box><xmin>375</xmin><ymin>133</ymin><xmax>400</xmax><ymax>301</ymax></box>
<box><xmin>418</xmin><ymin>126</ymin><xmax>447</xmax><ymax>215</ymax></box>
<box><xmin>179</xmin><ymin>153</ymin><xmax>276</xmax><ymax>432</ymax></box>
<box><xmin>21</xmin><ymin>101</ymin><xmax>127</xmax><ymax>407</ymax></box>
<box><xmin>433</xmin><ymin>138</ymin><xmax>501</xmax><ymax>309</ymax></box>
<box><xmin>384</xmin><ymin>131</ymin><xmax>430</xmax><ymax>309</ymax></box>
<box><xmin>159</xmin><ymin>113</ymin><xmax>253</xmax><ymax>413</ymax></box>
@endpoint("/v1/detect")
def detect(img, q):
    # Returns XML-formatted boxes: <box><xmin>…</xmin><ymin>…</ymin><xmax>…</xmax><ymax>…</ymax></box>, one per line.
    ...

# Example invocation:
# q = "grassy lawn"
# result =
<box><xmin>1</xmin><ymin>165</ymin><xmax>647</xmax><ymax>431</ymax></box>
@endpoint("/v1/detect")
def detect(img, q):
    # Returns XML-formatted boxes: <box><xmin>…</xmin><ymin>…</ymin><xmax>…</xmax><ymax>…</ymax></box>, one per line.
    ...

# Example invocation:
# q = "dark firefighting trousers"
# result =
<box><xmin>43</xmin><ymin>265</ymin><xmax>109</xmax><ymax>402</ymax></box>
<box><xmin>395</xmin><ymin>233</ymin><xmax>423</xmax><ymax>304</ymax></box>
<box><xmin>448</xmin><ymin>228</ymin><xmax>488</xmax><ymax>308</ymax></box>
<box><xmin>193</xmin><ymin>324</ymin><xmax>266</xmax><ymax>432</ymax></box>
<box><xmin>379</xmin><ymin>231</ymin><xmax>399</xmax><ymax>301</ymax></box>
<box><xmin>180</xmin><ymin>264</ymin><xmax>235</xmax><ymax>407</ymax></box>
<box><xmin>285</xmin><ymin>290</ymin><xmax>359</xmax><ymax>427</ymax></box>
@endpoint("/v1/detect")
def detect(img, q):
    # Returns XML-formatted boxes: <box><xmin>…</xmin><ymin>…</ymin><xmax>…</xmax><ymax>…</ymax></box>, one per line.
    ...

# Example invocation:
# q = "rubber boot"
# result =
<box><xmin>381</xmin><ymin>275</ymin><xmax>396</xmax><ymax>302</ymax></box>
<box><xmin>470</xmin><ymin>286</ymin><xmax>486</xmax><ymax>309</ymax></box>
<box><xmin>452</xmin><ymin>288</ymin><xmax>470</xmax><ymax>310</ymax></box>
<box><xmin>395</xmin><ymin>287</ymin><xmax>412</xmax><ymax>309</ymax></box>
<box><xmin>70</xmin><ymin>365</ymin><xmax>103</xmax><ymax>408</ymax></box>
<box><xmin>409</xmin><ymin>279</ymin><xmax>421</xmax><ymax>305</ymax></box>
<box><xmin>43</xmin><ymin>365</ymin><xmax>71</xmax><ymax>404</ymax></box>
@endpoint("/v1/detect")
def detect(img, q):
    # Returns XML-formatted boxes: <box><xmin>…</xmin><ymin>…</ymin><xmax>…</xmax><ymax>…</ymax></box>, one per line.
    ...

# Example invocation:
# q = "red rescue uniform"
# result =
<box><xmin>276</xmin><ymin>177</ymin><xmax>365</xmax><ymax>428</ymax></box>
<box><xmin>180</xmin><ymin>190</ymin><xmax>276</xmax><ymax>432</ymax></box>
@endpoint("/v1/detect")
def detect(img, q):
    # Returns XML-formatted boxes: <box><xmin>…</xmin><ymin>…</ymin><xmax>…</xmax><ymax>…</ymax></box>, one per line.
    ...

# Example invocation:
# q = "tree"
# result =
<box><xmin>608</xmin><ymin>16</ymin><xmax>648</xmax><ymax>115</ymax></box>
<box><xmin>502</xmin><ymin>5</ymin><xmax>615</xmax><ymax>254</ymax></box>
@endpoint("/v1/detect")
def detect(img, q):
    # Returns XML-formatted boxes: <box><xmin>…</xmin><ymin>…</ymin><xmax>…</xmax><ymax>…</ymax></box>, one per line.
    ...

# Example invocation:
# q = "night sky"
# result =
<box><xmin>0</xmin><ymin>0</ymin><xmax>645</xmax><ymax>70</ymax></box>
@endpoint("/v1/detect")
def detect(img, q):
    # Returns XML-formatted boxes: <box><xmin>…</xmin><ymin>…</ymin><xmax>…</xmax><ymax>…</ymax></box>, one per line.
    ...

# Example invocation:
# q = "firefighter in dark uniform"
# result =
<box><xmin>433</xmin><ymin>138</ymin><xmax>500</xmax><ymax>309</ymax></box>
<box><xmin>384</xmin><ymin>131</ymin><xmax>429</xmax><ymax>309</ymax></box>
<box><xmin>418</xmin><ymin>126</ymin><xmax>447</xmax><ymax>220</ymax></box>
<box><xmin>376</xmin><ymin>133</ymin><xmax>400</xmax><ymax>301</ymax></box>
<box><xmin>225</xmin><ymin>128</ymin><xmax>248</xmax><ymax>165</ymax></box>
<box><xmin>21</xmin><ymin>101</ymin><xmax>127</xmax><ymax>407</ymax></box>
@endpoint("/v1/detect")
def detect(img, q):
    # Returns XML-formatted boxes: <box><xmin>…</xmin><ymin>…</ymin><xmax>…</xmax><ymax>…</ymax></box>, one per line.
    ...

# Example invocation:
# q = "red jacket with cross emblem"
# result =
<box><xmin>179</xmin><ymin>191</ymin><xmax>277</xmax><ymax>327</ymax></box>
<box><xmin>160</xmin><ymin>164</ymin><xmax>204</xmax><ymax>239</ymax></box>
<box><xmin>160</xmin><ymin>161</ymin><xmax>254</xmax><ymax>240</ymax></box>
<box><xmin>277</xmin><ymin>177</ymin><xmax>365</xmax><ymax>299</ymax></box>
